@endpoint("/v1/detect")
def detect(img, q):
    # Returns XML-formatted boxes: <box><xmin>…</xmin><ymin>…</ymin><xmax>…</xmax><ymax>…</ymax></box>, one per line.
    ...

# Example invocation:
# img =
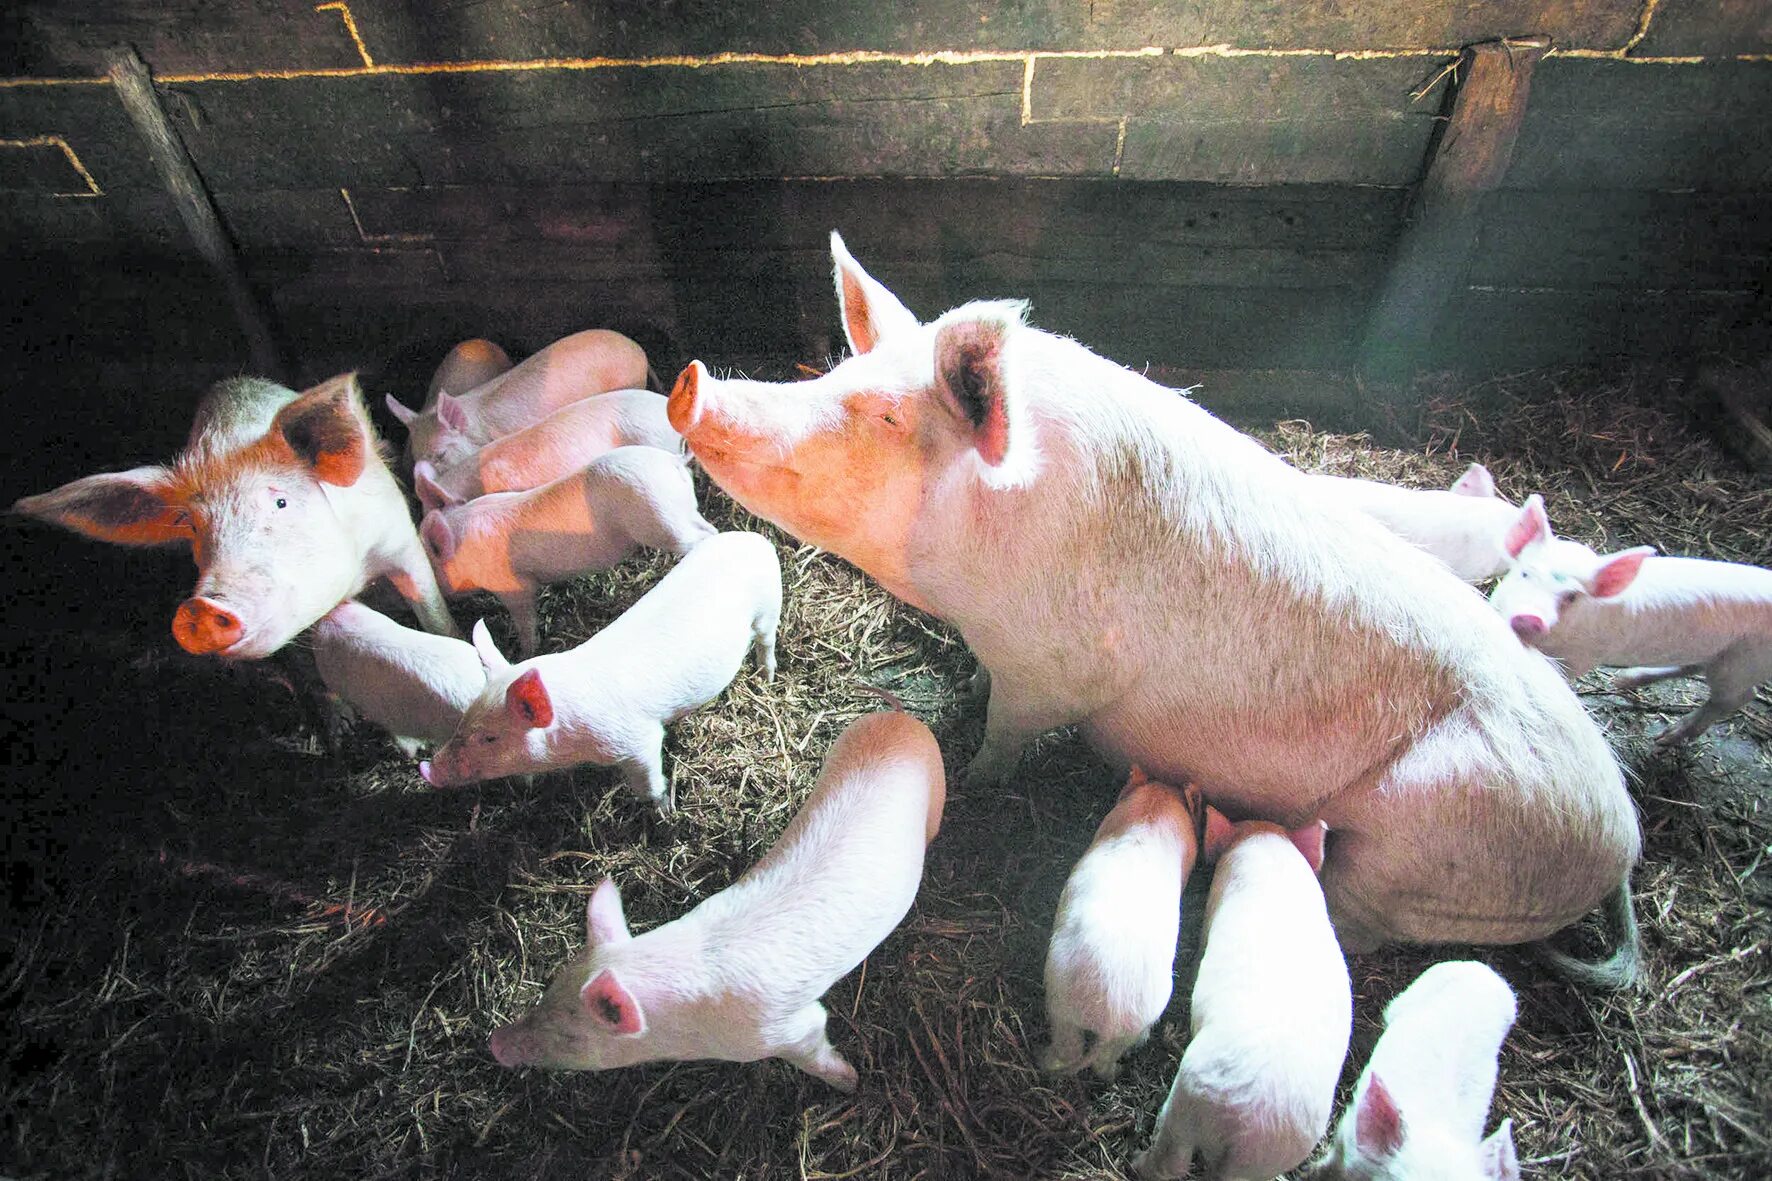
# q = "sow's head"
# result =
<box><xmin>667</xmin><ymin>231</ymin><xmax>1035</xmax><ymax>607</ymax></box>
<box><xmin>15</xmin><ymin>373</ymin><xmax>381</xmax><ymax>659</ymax></box>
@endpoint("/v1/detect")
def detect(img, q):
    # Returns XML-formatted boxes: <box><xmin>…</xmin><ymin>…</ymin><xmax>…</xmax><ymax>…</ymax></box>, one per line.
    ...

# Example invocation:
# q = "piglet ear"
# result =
<box><xmin>1354</xmin><ymin>1073</ymin><xmax>1406</xmax><ymax>1160</ymax></box>
<box><xmin>278</xmin><ymin>373</ymin><xmax>369</xmax><ymax>486</ymax></box>
<box><xmin>414</xmin><ymin>465</ymin><xmax>459</xmax><ymax>510</ymax></box>
<box><xmin>471</xmin><ymin>618</ymin><xmax>509</xmax><ymax>674</ymax></box>
<box><xmin>585</xmin><ymin>877</ymin><xmax>633</xmax><ymax>947</ymax></box>
<box><xmin>1502</xmin><ymin>494</ymin><xmax>1551</xmax><ymax>560</ymax></box>
<box><xmin>1451</xmin><ymin>462</ymin><xmax>1497</xmax><ymax>499</ymax></box>
<box><xmin>1288</xmin><ymin>820</ymin><xmax>1328</xmax><ymax>874</ymax></box>
<box><xmin>436</xmin><ymin>391</ymin><xmax>469</xmax><ymax>433</ymax></box>
<box><xmin>506</xmin><ymin>667</ymin><xmax>554</xmax><ymax>729</ymax></box>
<box><xmin>1587</xmin><ymin>546</ymin><xmax>1654</xmax><ymax>600</ymax></box>
<box><xmin>581</xmin><ymin>968</ymin><xmax>646</xmax><ymax>1037</ymax></box>
<box><xmin>830</xmin><ymin>231</ymin><xmax>919</xmax><ymax>356</ymax></box>
<box><xmin>420</xmin><ymin>511</ymin><xmax>456</xmax><ymax>562</ymax></box>
<box><xmin>1480</xmin><ymin>1119</ymin><xmax>1520</xmax><ymax>1181</ymax></box>
<box><xmin>385</xmin><ymin>393</ymin><xmax>418</xmax><ymax>427</ymax></box>
<box><xmin>933</xmin><ymin>302</ymin><xmax>1026</xmax><ymax>468</ymax></box>
<box><xmin>1201</xmin><ymin>804</ymin><xmax>1237</xmax><ymax>863</ymax></box>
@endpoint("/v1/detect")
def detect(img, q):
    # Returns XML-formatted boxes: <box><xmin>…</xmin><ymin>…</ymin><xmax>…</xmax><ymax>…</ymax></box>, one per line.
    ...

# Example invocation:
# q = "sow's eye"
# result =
<box><xmin>274</xmin><ymin>496</ymin><xmax>289</xmax><ymax>509</ymax></box>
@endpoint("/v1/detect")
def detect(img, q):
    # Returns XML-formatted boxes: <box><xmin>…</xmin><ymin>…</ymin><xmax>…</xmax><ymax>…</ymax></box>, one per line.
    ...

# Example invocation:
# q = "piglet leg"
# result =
<box><xmin>383</xmin><ymin>541</ymin><xmax>460</xmax><ymax>638</ymax></box>
<box><xmin>779</xmin><ymin>1001</ymin><xmax>858</xmax><ymax>1092</ymax></box>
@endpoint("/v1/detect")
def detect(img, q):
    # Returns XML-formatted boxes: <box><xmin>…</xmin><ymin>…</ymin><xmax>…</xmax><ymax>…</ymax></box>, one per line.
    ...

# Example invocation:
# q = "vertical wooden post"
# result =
<box><xmin>1363</xmin><ymin>36</ymin><xmax>1550</xmax><ymax>381</ymax></box>
<box><xmin>107</xmin><ymin>47</ymin><xmax>284</xmax><ymax>380</ymax></box>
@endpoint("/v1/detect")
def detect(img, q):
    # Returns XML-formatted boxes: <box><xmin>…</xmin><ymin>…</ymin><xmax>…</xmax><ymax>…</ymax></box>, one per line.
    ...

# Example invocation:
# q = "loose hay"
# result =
<box><xmin>2</xmin><ymin>361</ymin><xmax>1768</xmax><ymax>1179</ymax></box>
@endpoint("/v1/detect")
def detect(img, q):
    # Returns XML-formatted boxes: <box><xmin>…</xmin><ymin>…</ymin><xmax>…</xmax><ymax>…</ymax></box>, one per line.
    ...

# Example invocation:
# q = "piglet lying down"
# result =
<box><xmin>488</xmin><ymin>707</ymin><xmax>946</xmax><ymax>1090</ymax></box>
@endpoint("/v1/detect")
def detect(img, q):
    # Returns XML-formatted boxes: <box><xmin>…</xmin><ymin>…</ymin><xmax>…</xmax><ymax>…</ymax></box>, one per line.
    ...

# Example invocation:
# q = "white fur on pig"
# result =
<box><xmin>419</xmin><ymin>529</ymin><xmax>780</xmax><ymax>808</ymax></box>
<box><xmin>1040</xmin><ymin>770</ymin><xmax>1201</xmax><ymax>1080</ymax></box>
<box><xmin>1310</xmin><ymin>463</ymin><xmax>1518</xmax><ymax>582</ymax></box>
<box><xmin>486</xmin><ymin>707</ymin><xmax>945</xmax><ymax>1089</ymax></box>
<box><xmin>414</xmin><ymin>389</ymin><xmax>681</xmax><ymax>510</ymax></box>
<box><xmin>1133</xmin><ymin>816</ymin><xmax>1351</xmax><ymax>1181</ymax></box>
<box><xmin>1306</xmin><ymin>961</ymin><xmax>1520</xmax><ymax>1181</ymax></box>
<box><xmin>387</xmin><ymin>329</ymin><xmax>650</xmax><ymax>472</ymax></box>
<box><xmin>668</xmin><ymin>234</ymin><xmax>1639</xmax><ymax>975</ymax></box>
<box><xmin>309</xmin><ymin>599</ymin><xmax>484</xmax><ymax>756</ymax></box>
<box><xmin>14</xmin><ymin>374</ymin><xmax>456</xmax><ymax>659</ymax></box>
<box><xmin>419</xmin><ymin>445</ymin><xmax>716</xmax><ymax>655</ymax></box>
<box><xmin>1489</xmin><ymin>493</ymin><xmax>1772</xmax><ymax>744</ymax></box>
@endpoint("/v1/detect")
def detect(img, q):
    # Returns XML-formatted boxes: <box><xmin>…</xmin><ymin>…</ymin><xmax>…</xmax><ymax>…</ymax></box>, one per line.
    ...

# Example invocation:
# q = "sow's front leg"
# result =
<box><xmin>1318</xmin><ymin>706</ymin><xmax>1639</xmax><ymax>956</ymax></box>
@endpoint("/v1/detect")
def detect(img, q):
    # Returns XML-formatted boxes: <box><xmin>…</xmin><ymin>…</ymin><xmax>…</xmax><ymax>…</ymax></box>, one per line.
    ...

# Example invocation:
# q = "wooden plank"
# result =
<box><xmin>1634</xmin><ymin>0</ymin><xmax>1772</xmax><ymax>58</ymax></box>
<box><xmin>1364</xmin><ymin>37</ymin><xmax>1550</xmax><ymax>379</ymax></box>
<box><xmin>1436</xmin><ymin>286</ymin><xmax>1763</xmax><ymax>368</ymax></box>
<box><xmin>1</xmin><ymin>0</ymin><xmax>364</xmax><ymax>78</ymax></box>
<box><xmin>1468</xmin><ymin>189</ymin><xmax>1772</xmax><ymax>290</ymax></box>
<box><xmin>1509</xmin><ymin>59</ymin><xmax>1772</xmax><ymax>190</ymax></box>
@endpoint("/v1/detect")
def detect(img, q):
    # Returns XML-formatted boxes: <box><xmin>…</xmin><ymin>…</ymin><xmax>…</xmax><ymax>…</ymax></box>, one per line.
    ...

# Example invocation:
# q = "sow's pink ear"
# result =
<box><xmin>830</xmin><ymin>230</ymin><xmax>918</xmax><ymax>356</ymax></box>
<box><xmin>1502</xmin><ymin>493</ymin><xmax>1551</xmax><ymax>560</ymax></box>
<box><xmin>1587</xmin><ymin>546</ymin><xmax>1654</xmax><ymax>599</ymax></box>
<box><xmin>581</xmin><ymin>969</ymin><xmax>646</xmax><ymax>1036</ymax></box>
<box><xmin>277</xmin><ymin>373</ymin><xmax>369</xmax><ymax>486</ymax></box>
<box><xmin>1354</xmin><ymin>1073</ymin><xmax>1406</xmax><ymax>1159</ymax></box>
<box><xmin>585</xmin><ymin>877</ymin><xmax>633</xmax><ymax>947</ymax></box>
<box><xmin>933</xmin><ymin>303</ymin><xmax>1026</xmax><ymax>467</ymax></box>
<box><xmin>505</xmin><ymin>667</ymin><xmax>554</xmax><ymax>728</ymax></box>
<box><xmin>13</xmin><ymin>465</ymin><xmax>189</xmax><ymax>547</ymax></box>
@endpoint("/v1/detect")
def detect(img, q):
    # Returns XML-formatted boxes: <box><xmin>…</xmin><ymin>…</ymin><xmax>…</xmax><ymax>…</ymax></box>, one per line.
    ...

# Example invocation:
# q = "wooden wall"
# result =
<box><xmin>2</xmin><ymin>1</ymin><xmax>1768</xmax><ymax>443</ymax></box>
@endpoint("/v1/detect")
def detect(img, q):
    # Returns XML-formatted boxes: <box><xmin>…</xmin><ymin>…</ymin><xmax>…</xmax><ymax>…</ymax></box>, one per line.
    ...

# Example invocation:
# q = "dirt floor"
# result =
<box><xmin>1</xmin><ymin>361</ymin><xmax>1768</xmax><ymax>1179</ymax></box>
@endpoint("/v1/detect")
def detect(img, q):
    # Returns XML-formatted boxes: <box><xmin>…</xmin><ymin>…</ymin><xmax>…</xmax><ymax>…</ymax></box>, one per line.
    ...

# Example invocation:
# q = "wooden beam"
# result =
<box><xmin>1363</xmin><ymin>36</ymin><xmax>1550</xmax><ymax>380</ymax></box>
<box><xmin>106</xmin><ymin>47</ymin><xmax>283</xmax><ymax>379</ymax></box>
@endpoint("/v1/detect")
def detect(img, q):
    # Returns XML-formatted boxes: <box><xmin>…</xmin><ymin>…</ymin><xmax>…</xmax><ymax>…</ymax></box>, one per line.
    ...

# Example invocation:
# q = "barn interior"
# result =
<box><xmin>2</xmin><ymin>3</ymin><xmax>1769</xmax><ymax>1179</ymax></box>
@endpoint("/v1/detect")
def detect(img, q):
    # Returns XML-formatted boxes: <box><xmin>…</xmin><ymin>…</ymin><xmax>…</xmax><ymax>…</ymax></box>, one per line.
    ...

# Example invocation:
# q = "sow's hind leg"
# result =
<box><xmin>1319</xmin><ymin>744</ymin><xmax>1637</xmax><ymax>951</ymax></box>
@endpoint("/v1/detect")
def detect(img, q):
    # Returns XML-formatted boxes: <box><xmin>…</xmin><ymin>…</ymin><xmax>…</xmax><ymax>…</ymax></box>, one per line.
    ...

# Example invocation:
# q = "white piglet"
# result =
<box><xmin>487</xmin><ymin>707</ymin><xmax>945</xmax><ymax>1090</ymax></box>
<box><xmin>413</xmin><ymin>389</ymin><xmax>680</xmax><ymax>511</ymax></box>
<box><xmin>419</xmin><ymin>446</ymin><xmax>717</xmax><ymax>655</ymax></box>
<box><xmin>1134</xmin><ymin>809</ymin><xmax>1351</xmax><ymax>1181</ymax></box>
<box><xmin>387</xmin><ymin>328</ymin><xmax>651</xmax><ymax>472</ymax></box>
<box><xmin>1306</xmin><ymin>961</ymin><xmax>1520</xmax><ymax>1181</ymax></box>
<box><xmin>1490</xmin><ymin>493</ymin><xmax>1772</xmax><ymax>743</ymax></box>
<box><xmin>1041</xmin><ymin>768</ymin><xmax>1202</xmax><ymax>1080</ymax></box>
<box><xmin>309</xmin><ymin>600</ymin><xmax>484</xmax><ymax>757</ymax></box>
<box><xmin>419</xmin><ymin>530</ymin><xmax>781</xmax><ymax>810</ymax></box>
<box><xmin>1312</xmin><ymin>463</ymin><xmax>1519</xmax><ymax>582</ymax></box>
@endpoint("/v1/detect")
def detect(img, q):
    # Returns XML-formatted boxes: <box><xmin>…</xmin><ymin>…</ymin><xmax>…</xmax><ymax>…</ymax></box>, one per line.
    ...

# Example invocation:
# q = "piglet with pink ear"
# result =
<box><xmin>1489</xmin><ymin>493</ymin><xmax>1772</xmax><ymax>743</ymax></box>
<box><xmin>1132</xmin><ymin>807</ymin><xmax>1351</xmax><ymax>1181</ymax></box>
<box><xmin>487</xmin><ymin>706</ymin><xmax>946</xmax><ymax>1090</ymax></box>
<box><xmin>1305</xmin><ymin>960</ymin><xmax>1520</xmax><ymax>1181</ymax></box>
<box><xmin>418</xmin><ymin>530</ymin><xmax>780</xmax><ymax>810</ymax></box>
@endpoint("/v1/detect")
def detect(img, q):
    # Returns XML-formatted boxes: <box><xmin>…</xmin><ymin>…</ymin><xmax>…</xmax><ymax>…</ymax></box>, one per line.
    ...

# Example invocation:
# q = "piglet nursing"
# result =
<box><xmin>488</xmin><ymin>707</ymin><xmax>945</xmax><ymax>1090</ymax></box>
<box><xmin>419</xmin><ymin>446</ymin><xmax>716</xmax><ymax>655</ymax></box>
<box><xmin>309</xmin><ymin>600</ymin><xmax>483</xmax><ymax>757</ymax></box>
<box><xmin>1306</xmin><ymin>961</ymin><xmax>1520</xmax><ymax>1181</ymax></box>
<box><xmin>413</xmin><ymin>389</ymin><xmax>680</xmax><ymax>510</ymax></box>
<box><xmin>387</xmin><ymin>329</ymin><xmax>651</xmax><ymax>473</ymax></box>
<box><xmin>1041</xmin><ymin>768</ymin><xmax>1201</xmax><ymax>1080</ymax></box>
<box><xmin>420</xmin><ymin>530</ymin><xmax>780</xmax><ymax>809</ymax></box>
<box><xmin>1133</xmin><ymin>810</ymin><xmax>1350</xmax><ymax>1181</ymax></box>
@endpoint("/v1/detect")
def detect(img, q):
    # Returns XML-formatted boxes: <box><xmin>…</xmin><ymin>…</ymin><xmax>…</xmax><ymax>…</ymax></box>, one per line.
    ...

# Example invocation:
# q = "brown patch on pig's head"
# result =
<box><xmin>274</xmin><ymin>373</ymin><xmax>372</xmax><ymax>487</ymax></box>
<box><xmin>831</xmin><ymin>230</ymin><xmax>920</xmax><ymax>356</ymax></box>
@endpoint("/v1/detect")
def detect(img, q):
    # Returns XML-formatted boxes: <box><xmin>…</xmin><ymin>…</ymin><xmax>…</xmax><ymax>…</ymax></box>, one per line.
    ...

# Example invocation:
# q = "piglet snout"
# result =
<box><xmin>173</xmin><ymin>596</ymin><xmax>244</xmax><ymax>655</ymax></box>
<box><xmin>489</xmin><ymin>1024</ymin><xmax>528</xmax><ymax>1068</ymax></box>
<box><xmin>1508</xmin><ymin>614</ymin><xmax>1547</xmax><ymax>640</ymax></box>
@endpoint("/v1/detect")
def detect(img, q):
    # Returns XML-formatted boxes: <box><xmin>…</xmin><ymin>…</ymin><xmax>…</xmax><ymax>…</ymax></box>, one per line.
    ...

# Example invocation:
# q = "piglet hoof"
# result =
<box><xmin>1090</xmin><ymin>1059</ymin><xmax>1121</xmax><ymax>1083</ymax></box>
<box><xmin>1035</xmin><ymin>1044</ymin><xmax>1068</xmax><ymax>1074</ymax></box>
<box><xmin>961</xmin><ymin>665</ymin><xmax>991</xmax><ymax>706</ymax></box>
<box><xmin>962</xmin><ymin>751</ymin><xmax>1013</xmax><ymax>790</ymax></box>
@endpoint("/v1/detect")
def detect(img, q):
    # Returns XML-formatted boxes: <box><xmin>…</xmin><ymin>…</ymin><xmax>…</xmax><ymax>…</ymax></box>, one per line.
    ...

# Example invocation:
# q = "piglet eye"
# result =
<box><xmin>274</xmin><ymin>497</ymin><xmax>288</xmax><ymax>509</ymax></box>
<box><xmin>480</xmin><ymin>734</ymin><xmax>498</xmax><ymax>745</ymax></box>
<box><xmin>882</xmin><ymin>413</ymin><xmax>900</xmax><ymax>427</ymax></box>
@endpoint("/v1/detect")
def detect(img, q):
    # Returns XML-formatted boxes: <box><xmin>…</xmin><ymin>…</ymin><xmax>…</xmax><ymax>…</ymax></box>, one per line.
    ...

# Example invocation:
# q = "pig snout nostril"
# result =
<box><xmin>172</xmin><ymin>597</ymin><xmax>244</xmax><ymax>655</ymax></box>
<box><xmin>1509</xmin><ymin>615</ymin><xmax>1547</xmax><ymax>639</ymax></box>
